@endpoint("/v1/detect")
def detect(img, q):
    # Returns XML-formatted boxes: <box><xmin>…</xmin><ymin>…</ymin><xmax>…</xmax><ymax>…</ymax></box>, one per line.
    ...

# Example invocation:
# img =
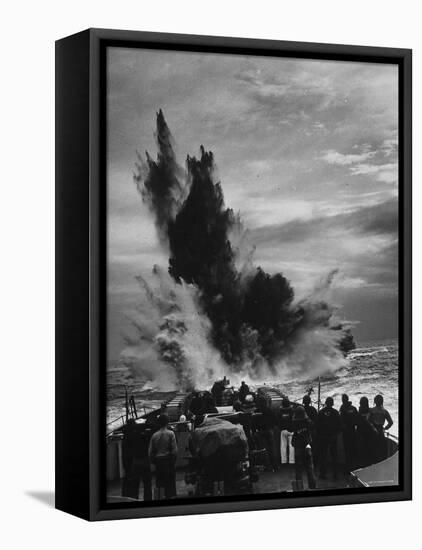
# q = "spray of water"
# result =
<box><xmin>121</xmin><ymin>266</ymin><xmax>227</xmax><ymax>391</ymax></box>
<box><xmin>121</xmin><ymin>111</ymin><xmax>355</xmax><ymax>390</ymax></box>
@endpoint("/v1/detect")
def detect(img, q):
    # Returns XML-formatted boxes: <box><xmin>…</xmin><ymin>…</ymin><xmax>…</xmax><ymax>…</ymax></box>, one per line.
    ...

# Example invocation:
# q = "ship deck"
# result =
<box><xmin>107</xmin><ymin>465</ymin><xmax>352</xmax><ymax>504</ymax></box>
<box><xmin>106</xmin><ymin>398</ymin><xmax>399</xmax><ymax>503</ymax></box>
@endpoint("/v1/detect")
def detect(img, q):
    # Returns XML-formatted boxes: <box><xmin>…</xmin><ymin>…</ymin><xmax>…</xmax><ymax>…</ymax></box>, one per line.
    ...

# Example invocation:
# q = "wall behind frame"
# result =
<box><xmin>1</xmin><ymin>0</ymin><xmax>419</xmax><ymax>548</ymax></box>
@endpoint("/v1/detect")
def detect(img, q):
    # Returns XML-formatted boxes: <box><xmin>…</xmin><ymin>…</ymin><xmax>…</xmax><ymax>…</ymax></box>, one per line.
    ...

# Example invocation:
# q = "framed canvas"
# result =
<box><xmin>55</xmin><ymin>28</ymin><xmax>412</xmax><ymax>521</ymax></box>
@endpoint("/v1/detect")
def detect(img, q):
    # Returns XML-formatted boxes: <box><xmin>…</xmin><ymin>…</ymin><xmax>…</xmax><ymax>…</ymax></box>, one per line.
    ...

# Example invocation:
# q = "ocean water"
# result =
<box><xmin>273</xmin><ymin>338</ymin><xmax>399</xmax><ymax>436</ymax></box>
<box><xmin>106</xmin><ymin>339</ymin><xmax>399</xmax><ymax>436</ymax></box>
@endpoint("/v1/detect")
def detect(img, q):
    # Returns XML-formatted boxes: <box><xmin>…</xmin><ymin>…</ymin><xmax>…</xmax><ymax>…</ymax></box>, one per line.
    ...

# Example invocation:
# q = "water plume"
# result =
<box><xmin>124</xmin><ymin>110</ymin><xmax>355</xmax><ymax>390</ymax></box>
<box><xmin>121</xmin><ymin>266</ymin><xmax>226</xmax><ymax>391</ymax></box>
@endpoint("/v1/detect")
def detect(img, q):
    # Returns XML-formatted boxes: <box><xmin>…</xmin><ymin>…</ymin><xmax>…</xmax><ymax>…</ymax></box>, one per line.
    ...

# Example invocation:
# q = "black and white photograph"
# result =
<box><xmin>2</xmin><ymin>0</ymin><xmax>420</xmax><ymax>543</ymax></box>
<box><xmin>105</xmin><ymin>46</ymin><xmax>401</xmax><ymax>505</ymax></box>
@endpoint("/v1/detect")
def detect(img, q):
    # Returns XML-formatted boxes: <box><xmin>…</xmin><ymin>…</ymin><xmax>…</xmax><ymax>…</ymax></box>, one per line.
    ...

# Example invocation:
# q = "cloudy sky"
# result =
<box><xmin>107</xmin><ymin>47</ymin><xmax>398</xmax><ymax>360</ymax></box>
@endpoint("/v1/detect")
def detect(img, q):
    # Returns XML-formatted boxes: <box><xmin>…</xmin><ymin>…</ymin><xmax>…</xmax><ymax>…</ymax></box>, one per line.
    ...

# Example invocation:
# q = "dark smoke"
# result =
<box><xmin>134</xmin><ymin>111</ymin><xmax>355</xmax><ymax>372</ymax></box>
<box><xmin>134</xmin><ymin>109</ymin><xmax>186</xmax><ymax>243</ymax></box>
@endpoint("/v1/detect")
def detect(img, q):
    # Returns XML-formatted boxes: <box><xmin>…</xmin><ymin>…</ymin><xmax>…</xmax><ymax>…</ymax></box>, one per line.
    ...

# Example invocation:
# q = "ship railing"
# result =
<box><xmin>106</xmin><ymin>415</ymin><xmax>126</xmax><ymax>436</ymax></box>
<box><xmin>384</xmin><ymin>431</ymin><xmax>399</xmax><ymax>457</ymax></box>
<box><xmin>106</xmin><ymin>405</ymin><xmax>161</xmax><ymax>437</ymax></box>
<box><xmin>384</xmin><ymin>431</ymin><xmax>398</xmax><ymax>443</ymax></box>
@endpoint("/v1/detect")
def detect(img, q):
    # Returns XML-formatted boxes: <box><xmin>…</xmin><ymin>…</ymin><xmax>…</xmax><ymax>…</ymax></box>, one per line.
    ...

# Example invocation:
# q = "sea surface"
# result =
<box><xmin>107</xmin><ymin>339</ymin><xmax>399</xmax><ymax>436</ymax></box>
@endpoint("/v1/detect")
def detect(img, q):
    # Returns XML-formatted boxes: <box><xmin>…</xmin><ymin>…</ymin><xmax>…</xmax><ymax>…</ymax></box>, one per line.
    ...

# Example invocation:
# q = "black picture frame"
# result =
<box><xmin>55</xmin><ymin>28</ymin><xmax>412</xmax><ymax>521</ymax></box>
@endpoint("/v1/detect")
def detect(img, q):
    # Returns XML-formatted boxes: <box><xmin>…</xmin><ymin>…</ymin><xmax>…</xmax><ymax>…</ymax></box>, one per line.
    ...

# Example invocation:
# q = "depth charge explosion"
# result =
<box><xmin>125</xmin><ymin>110</ymin><xmax>355</xmax><ymax>390</ymax></box>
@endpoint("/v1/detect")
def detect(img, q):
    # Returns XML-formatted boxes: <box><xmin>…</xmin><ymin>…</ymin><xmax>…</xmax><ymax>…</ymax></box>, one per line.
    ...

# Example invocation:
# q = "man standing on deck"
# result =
<box><xmin>121</xmin><ymin>419</ymin><xmax>153</xmax><ymax>501</ymax></box>
<box><xmin>256</xmin><ymin>399</ymin><xmax>278</xmax><ymax>471</ymax></box>
<box><xmin>211</xmin><ymin>380</ymin><xmax>224</xmax><ymax>406</ymax></box>
<box><xmin>369</xmin><ymin>394</ymin><xmax>393</xmax><ymax>462</ymax></box>
<box><xmin>279</xmin><ymin>397</ymin><xmax>295</xmax><ymax>464</ymax></box>
<box><xmin>302</xmin><ymin>395</ymin><xmax>318</xmax><ymax>424</ymax></box>
<box><xmin>340</xmin><ymin>394</ymin><xmax>359</xmax><ymax>470</ymax></box>
<box><xmin>317</xmin><ymin>397</ymin><xmax>342</xmax><ymax>479</ymax></box>
<box><xmin>303</xmin><ymin>394</ymin><xmax>318</xmax><ymax>465</ymax></box>
<box><xmin>291</xmin><ymin>406</ymin><xmax>316</xmax><ymax>490</ymax></box>
<box><xmin>148</xmin><ymin>414</ymin><xmax>178</xmax><ymax>499</ymax></box>
<box><xmin>239</xmin><ymin>381</ymin><xmax>250</xmax><ymax>403</ymax></box>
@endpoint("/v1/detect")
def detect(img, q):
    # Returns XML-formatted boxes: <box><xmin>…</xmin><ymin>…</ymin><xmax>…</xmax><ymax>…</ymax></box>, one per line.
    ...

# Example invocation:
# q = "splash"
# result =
<box><xmin>121</xmin><ymin>266</ymin><xmax>226</xmax><ymax>391</ymax></box>
<box><xmin>122</xmin><ymin>111</ymin><xmax>355</xmax><ymax>390</ymax></box>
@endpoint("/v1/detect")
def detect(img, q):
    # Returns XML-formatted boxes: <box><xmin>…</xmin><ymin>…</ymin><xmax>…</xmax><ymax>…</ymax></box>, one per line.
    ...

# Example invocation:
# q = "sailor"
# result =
<box><xmin>211</xmin><ymin>380</ymin><xmax>225</xmax><ymax>406</ymax></box>
<box><xmin>359</xmin><ymin>396</ymin><xmax>371</xmax><ymax>421</ymax></box>
<box><xmin>238</xmin><ymin>394</ymin><xmax>256</xmax><ymax>449</ymax></box>
<box><xmin>302</xmin><ymin>394</ymin><xmax>318</xmax><ymax>425</ymax></box>
<box><xmin>279</xmin><ymin>397</ymin><xmax>295</xmax><ymax>465</ymax></box>
<box><xmin>241</xmin><ymin>393</ymin><xmax>256</xmax><ymax>413</ymax></box>
<box><xmin>256</xmin><ymin>398</ymin><xmax>277</xmax><ymax>471</ymax></box>
<box><xmin>221</xmin><ymin>386</ymin><xmax>235</xmax><ymax>406</ymax></box>
<box><xmin>233</xmin><ymin>399</ymin><xmax>242</xmax><ymax>412</ymax></box>
<box><xmin>121</xmin><ymin>418</ymin><xmax>153</xmax><ymax>501</ymax></box>
<box><xmin>316</xmin><ymin>397</ymin><xmax>342</xmax><ymax>479</ymax></box>
<box><xmin>190</xmin><ymin>392</ymin><xmax>205</xmax><ymax>416</ymax></box>
<box><xmin>369</xmin><ymin>395</ymin><xmax>393</xmax><ymax>462</ymax></box>
<box><xmin>339</xmin><ymin>394</ymin><xmax>359</xmax><ymax>470</ymax></box>
<box><xmin>157</xmin><ymin>402</ymin><xmax>168</xmax><ymax>423</ymax></box>
<box><xmin>204</xmin><ymin>393</ymin><xmax>218</xmax><ymax>414</ymax></box>
<box><xmin>232</xmin><ymin>389</ymin><xmax>240</xmax><ymax>403</ymax></box>
<box><xmin>148</xmin><ymin>414</ymin><xmax>178</xmax><ymax>499</ymax></box>
<box><xmin>302</xmin><ymin>394</ymin><xmax>318</xmax><ymax>464</ymax></box>
<box><xmin>357</xmin><ymin>396</ymin><xmax>378</xmax><ymax>467</ymax></box>
<box><xmin>239</xmin><ymin>381</ymin><xmax>250</xmax><ymax>403</ymax></box>
<box><xmin>255</xmin><ymin>393</ymin><xmax>267</xmax><ymax>412</ymax></box>
<box><xmin>291</xmin><ymin>406</ymin><xmax>316</xmax><ymax>489</ymax></box>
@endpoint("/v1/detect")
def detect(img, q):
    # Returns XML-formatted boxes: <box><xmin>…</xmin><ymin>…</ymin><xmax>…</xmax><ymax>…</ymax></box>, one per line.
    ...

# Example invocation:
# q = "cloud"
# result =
<box><xmin>247</xmin><ymin>196</ymin><xmax>399</xmax><ymax>310</ymax></box>
<box><xmin>321</xmin><ymin>149</ymin><xmax>376</xmax><ymax>166</ymax></box>
<box><xmin>236</xmin><ymin>195</ymin><xmax>314</xmax><ymax>229</ymax></box>
<box><xmin>381</xmin><ymin>137</ymin><xmax>398</xmax><ymax>157</ymax></box>
<box><xmin>236</xmin><ymin>67</ymin><xmax>340</xmax><ymax>124</ymax></box>
<box><xmin>349</xmin><ymin>162</ymin><xmax>397</xmax><ymax>184</ymax></box>
<box><xmin>334</xmin><ymin>276</ymin><xmax>368</xmax><ymax>289</ymax></box>
<box><xmin>251</xmin><ymin>198</ymin><xmax>398</xmax><ymax>247</ymax></box>
<box><xmin>320</xmin><ymin>142</ymin><xmax>398</xmax><ymax>185</ymax></box>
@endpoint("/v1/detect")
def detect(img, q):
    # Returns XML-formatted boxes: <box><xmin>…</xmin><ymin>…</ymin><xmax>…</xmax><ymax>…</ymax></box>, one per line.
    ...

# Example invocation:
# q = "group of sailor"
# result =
<box><xmin>120</xmin><ymin>381</ymin><xmax>394</xmax><ymax>500</ymax></box>
<box><xmin>233</xmin><ymin>384</ymin><xmax>394</xmax><ymax>487</ymax></box>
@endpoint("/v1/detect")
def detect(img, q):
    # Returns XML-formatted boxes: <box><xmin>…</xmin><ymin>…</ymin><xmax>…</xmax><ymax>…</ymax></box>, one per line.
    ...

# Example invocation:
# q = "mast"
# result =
<box><xmin>317</xmin><ymin>377</ymin><xmax>321</xmax><ymax>411</ymax></box>
<box><xmin>125</xmin><ymin>385</ymin><xmax>129</xmax><ymax>422</ymax></box>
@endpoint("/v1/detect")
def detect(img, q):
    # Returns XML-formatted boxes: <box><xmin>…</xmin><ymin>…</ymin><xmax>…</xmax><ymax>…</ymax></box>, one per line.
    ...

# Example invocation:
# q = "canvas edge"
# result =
<box><xmin>55</xmin><ymin>28</ymin><xmax>412</xmax><ymax>522</ymax></box>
